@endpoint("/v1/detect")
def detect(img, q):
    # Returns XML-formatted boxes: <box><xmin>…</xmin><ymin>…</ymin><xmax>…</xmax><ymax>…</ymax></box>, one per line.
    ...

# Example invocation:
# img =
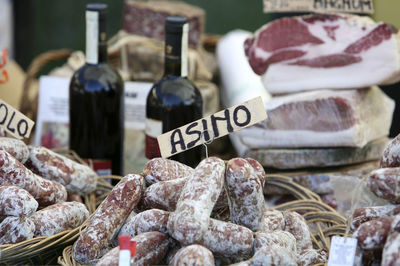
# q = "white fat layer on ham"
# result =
<box><xmin>263</xmin><ymin>36</ymin><xmax>399</xmax><ymax>93</ymax></box>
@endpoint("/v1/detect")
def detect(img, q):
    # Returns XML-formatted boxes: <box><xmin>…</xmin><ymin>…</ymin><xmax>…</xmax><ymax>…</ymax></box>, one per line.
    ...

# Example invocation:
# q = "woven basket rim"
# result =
<box><xmin>59</xmin><ymin>174</ymin><xmax>347</xmax><ymax>265</ymax></box>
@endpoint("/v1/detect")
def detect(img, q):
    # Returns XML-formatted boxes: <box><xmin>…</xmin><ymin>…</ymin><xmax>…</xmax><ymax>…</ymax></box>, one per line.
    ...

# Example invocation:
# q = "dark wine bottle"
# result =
<box><xmin>145</xmin><ymin>16</ymin><xmax>203</xmax><ymax>168</ymax></box>
<box><xmin>69</xmin><ymin>3</ymin><xmax>124</xmax><ymax>176</ymax></box>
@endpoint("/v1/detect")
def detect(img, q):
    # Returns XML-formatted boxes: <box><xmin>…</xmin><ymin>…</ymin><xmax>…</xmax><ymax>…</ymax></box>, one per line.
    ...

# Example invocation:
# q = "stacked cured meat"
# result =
<box><xmin>232</xmin><ymin>13</ymin><xmax>398</xmax><ymax>169</ymax></box>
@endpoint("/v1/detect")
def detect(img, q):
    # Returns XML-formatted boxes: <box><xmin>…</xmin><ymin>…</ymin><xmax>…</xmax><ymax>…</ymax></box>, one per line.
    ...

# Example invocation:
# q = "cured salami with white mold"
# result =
<box><xmin>96</xmin><ymin>231</ymin><xmax>170</xmax><ymax>266</ymax></box>
<box><xmin>297</xmin><ymin>249</ymin><xmax>328</xmax><ymax>266</ymax></box>
<box><xmin>167</xmin><ymin>157</ymin><xmax>225</xmax><ymax>245</ymax></box>
<box><xmin>0</xmin><ymin>137</ymin><xmax>29</xmax><ymax>163</ymax></box>
<box><xmin>225</xmin><ymin>157</ymin><xmax>266</xmax><ymax>231</ymax></box>
<box><xmin>381</xmin><ymin>133</ymin><xmax>400</xmax><ymax>167</ymax></box>
<box><xmin>381</xmin><ymin>231</ymin><xmax>400</xmax><ymax>266</ymax></box>
<box><xmin>30</xmin><ymin>201</ymin><xmax>89</xmax><ymax>237</ymax></box>
<box><xmin>0</xmin><ymin>185</ymin><xmax>38</xmax><ymax>217</ymax></box>
<box><xmin>0</xmin><ymin>150</ymin><xmax>67</xmax><ymax>207</ymax></box>
<box><xmin>259</xmin><ymin>208</ymin><xmax>285</xmax><ymax>232</ymax></box>
<box><xmin>230</xmin><ymin>244</ymin><xmax>297</xmax><ymax>266</ymax></box>
<box><xmin>141</xmin><ymin>176</ymin><xmax>228</xmax><ymax>212</ymax></box>
<box><xmin>199</xmin><ymin>218</ymin><xmax>254</xmax><ymax>259</ymax></box>
<box><xmin>170</xmin><ymin>244</ymin><xmax>215</xmax><ymax>266</ymax></box>
<box><xmin>143</xmin><ymin>157</ymin><xmax>193</xmax><ymax>185</ymax></box>
<box><xmin>73</xmin><ymin>174</ymin><xmax>145</xmax><ymax>264</ymax></box>
<box><xmin>25</xmin><ymin>146</ymin><xmax>97</xmax><ymax>195</ymax></box>
<box><xmin>253</xmin><ymin>230</ymin><xmax>297</xmax><ymax>256</ymax></box>
<box><xmin>350</xmin><ymin>205</ymin><xmax>400</xmax><ymax>230</ymax></box>
<box><xmin>0</xmin><ymin>216</ymin><xmax>35</xmax><ymax>244</ymax></box>
<box><xmin>353</xmin><ymin>216</ymin><xmax>393</xmax><ymax>250</ymax></box>
<box><xmin>118</xmin><ymin>208</ymin><xmax>169</xmax><ymax>238</ymax></box>
<box><xmin>367</xmin><ymin>167</ymin><xmax>400</xmax><ymax>203</ymax></box>
<box><xmin>283</xmin><ymin>211</ymin><xmax>313</xmax><ymax>253</ymax></box>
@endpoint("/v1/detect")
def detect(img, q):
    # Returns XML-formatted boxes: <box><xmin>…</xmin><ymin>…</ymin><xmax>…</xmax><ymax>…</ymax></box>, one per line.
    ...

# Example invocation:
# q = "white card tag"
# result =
<box><xmin>0</xmin><ymin>99</ymin><xmax>35</xmax><ymax>139</ymax></box>
<box><xmin>328</xmin><ymin>236</ymin><xmax>357</xmax><ymax>266</ymax></box>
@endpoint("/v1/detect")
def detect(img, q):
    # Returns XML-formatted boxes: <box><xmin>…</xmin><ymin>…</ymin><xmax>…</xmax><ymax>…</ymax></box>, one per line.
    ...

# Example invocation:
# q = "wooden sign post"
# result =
<box><xmin>263</xmin><ymin>0</ymin><xmax>374</xmax><ymax>14</ymax></box>
<box><xmin>0</xmin><ymin>99</ymin><xmax>35</xmax><ymax>139</ymax></box>
<box><xmin>157</xmin><ymin>96</ymin><xmax>268</xmax><ymax>158</ymax></box>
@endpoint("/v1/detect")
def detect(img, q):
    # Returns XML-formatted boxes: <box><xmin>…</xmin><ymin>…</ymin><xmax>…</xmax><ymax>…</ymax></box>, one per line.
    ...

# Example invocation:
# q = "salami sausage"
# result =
<box><xmin>297</xmin><ymin>249</ymin><xmax>328</xmax><ymax>266</ymax></box>
<box><xmin>381</xmin><ymin>133</ymin><xmax>400</xmax><ymax>168</ymax></box>
<box><xmin>30</xmin><ymin>201</ymin><xmax>89</xmax><ymax>237</ymax></box>
<box><xmin>353</xmin><ymin>216</ymin><xmax>393</xmax><ymax>250</ymax></box>
<box><xmin>143</xmin><ymin>157</ymin><xmax>193</xmax><ymax>186</ymax></box>
<box><xmin>118</xmin><ymin>208</ymin><xmax>169</xmax><ymax>238</ymax></box>
<box><xmin>170</xmin><ymin>244</ymin><xmax>215</xmax><ymax>266</ymax></box>
<box><xmin>141</xmin><ymin>176</ymin><xmax>228</xmax><ymax>212</ymax></box>
<box><xmin>0</xmin><ymin>216</ymin><xmax>34</xmax><ymax>244</ymax></box>
<box><xmin>0</xmin><ymin>185</ymin><xmax>38</xmax><ymax>217</ymax></box>
<box><xmin>131</xmin><ymin>231</ymin><xmax>170</xmax><ymax>265</ymax></box>
<box><xmin>225</xmin><ymin>158</ymin><xmax>265</xmax><ymax>231</ymax></box>
<box><xmin>381</xmin><ymin>231</ymin><xmax>400</xmax><ymax>266</ymax></box>
<box><xmin>25</xmin><ymin>146</ymin><xmax>97</xmax><ymax>195</ymax></box>
<box><xmin>283</xmin><ymin>211</ymin><xmax>313</xmax><ymax>253</ymax></box>
<box><xmin>167</xmin><ymin>157</ymin><xmax>225</xmax><ymax>245</ymax></box>
<box><xmin>142</xmin><ymin>177</ymin><xmax>187</xmax><ymax>211</ymax></box>
<box><xmin>0</xmin><ymin>150</ymin><xmax>67</xmax><ymax>207</ymax></box>
<box><xmin>367</xmin><ymin>168</ymin><xmax>400</xmax><ymax>203</ymax></box>
<box><xmin>96</xmin><ymin>231</ymin><xmax>169</xmax><ymax>266</ymax></box>
<box><xmin>73</xmin><ymin>174</ymin><xmax>145</xmax><ymax>264</ymax></box>
<box><xmin>253</xmin><ymin>230</ymin><xmax>297</xmax><ymax>255</ymax></box>
<box><xmin>230</xmin><ymin>245</ymin><xmax>297</xmax><ymax>266</ymax></box>
<box><xmin>350</xmin><ymin>205</ymin><xmax>400</xmax><ymax>230</ymax></box>
<box><xmin>200</xmin><ymin>218</ymin><xmax>254</xmax><ymax>259</ymax></box>
<box><xmin>0</xmin><ymin>137</ymin><xmax>29</xmax><ymax>163</ymax></box>
<box><xmin>259</xmin><ymin>208</ymin><xmax>285</xmax><ymax>232</ymax></box>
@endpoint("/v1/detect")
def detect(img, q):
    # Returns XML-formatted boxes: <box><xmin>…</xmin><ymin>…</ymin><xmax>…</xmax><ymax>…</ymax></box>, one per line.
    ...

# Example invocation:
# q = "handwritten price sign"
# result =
<box><xmin>0</xmin><ymin>49</ymin><xmax>9</xmax><ymax>84</ymax></box>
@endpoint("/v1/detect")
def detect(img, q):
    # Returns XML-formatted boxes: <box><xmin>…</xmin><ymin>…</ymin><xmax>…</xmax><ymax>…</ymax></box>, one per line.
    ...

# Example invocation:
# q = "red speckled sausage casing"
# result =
<box><xmin>0</xmin><ymin>137</ymin><xmax>29</xmax><ymax>163</ymax></box>
<box><xmin>0</xmin><ymin>150</ymin><xmax>67</xmax><ymax>207</ymax></box>
<box><xmin>25</xmin><ymin>146</ymin><xmax>97</xmax><ymax>195</ymax></box>
<box><xmin>0</xmin><ymin>185</ymin><xmax>38</xmax><ymax>217</ymax></box>
<box><xmin>225</xmin><ymin>158</ymin><xmax>266</xmax><ymax>231</ymax></box>
<box><xmin>170</xmin><ymin>244</ymin><xmax>215</xmax><ymax>266</ymax></box>
<box><xmin>30</xmin><ymin>201</ymin><xmax>89</xmax><ymax>237</ymax></box>
<box><xmin>143</xmin><ymin>157</ymin><xmax>193</xmax><ymax>186</ymax></box>
<box><xmin>167</xmin><ymin>157</ymin><xmax>225</xmax><ymax>245</ymax></box>
<box><xmin>73</xmin><ymin>174</ymin><xmax>145</xmax><ymax>264</ymax></box>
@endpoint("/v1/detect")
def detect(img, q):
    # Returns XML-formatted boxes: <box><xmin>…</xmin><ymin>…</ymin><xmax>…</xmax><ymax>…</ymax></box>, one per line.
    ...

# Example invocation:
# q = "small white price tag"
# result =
<box><xmin>328</xmin><ymin>236</ymin><xmax>357</xmax><ymax>266</ymax></box>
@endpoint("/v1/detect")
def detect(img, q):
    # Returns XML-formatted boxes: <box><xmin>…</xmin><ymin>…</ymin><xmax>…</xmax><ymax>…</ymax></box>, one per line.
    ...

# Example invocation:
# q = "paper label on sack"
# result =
<box><xmin>157</xmin><ymin>96</ymin><xmax>268</xmax><ymax>158</ymax></box>
<box><xmin>0</xmin><ymin>99</ymin><xmax>34</xmax><ymax>139</ymax></box>
<box><xmin>328</xmin><ymin>236</ymin><xmax>357</xmax><ymax>266</ymax></box>
<box><xmin>263</xmin><ymin>0</ymin><xmax>374</xmax><ymax>14</ymax></box>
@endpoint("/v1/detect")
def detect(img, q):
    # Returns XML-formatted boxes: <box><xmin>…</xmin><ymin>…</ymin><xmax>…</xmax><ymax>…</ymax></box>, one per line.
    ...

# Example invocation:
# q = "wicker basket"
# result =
<box><xmin>58</xmin><ymin>174</ymin><xmax>347</xmax><ymax>265</ymax></box>
<box><xmin>0</xmin><ymin>146</ymin><xmax>121</xmax><ymax>266</ymax></box>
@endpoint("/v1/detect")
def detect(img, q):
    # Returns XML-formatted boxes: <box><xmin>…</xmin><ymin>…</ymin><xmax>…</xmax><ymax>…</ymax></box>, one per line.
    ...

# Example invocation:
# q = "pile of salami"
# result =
<box><xmin>73</xmin><ymin>157</ymin><xmax>328</xmax><ymax>265</ymax></box>
<box><xmin>351</xmin><ymin>133</ymin><xmax>400</xmax><ymax>265</ymax></box>
<box><xmin>0</xmin><ymin>137</ymin><xmax>97</xmax><ymax>245</ymax></box>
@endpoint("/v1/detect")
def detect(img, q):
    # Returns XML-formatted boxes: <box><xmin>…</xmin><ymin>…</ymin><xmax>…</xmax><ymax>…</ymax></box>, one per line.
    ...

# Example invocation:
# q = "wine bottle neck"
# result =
<box><xmin>86</xmin><ymin>9</ymin><xmax>107</xmax><ymax>64</ymax></box>
<box><xmin>164</xmin><ymin>23</ymin><xmax>188</xmax><ymax>77</ymax></box>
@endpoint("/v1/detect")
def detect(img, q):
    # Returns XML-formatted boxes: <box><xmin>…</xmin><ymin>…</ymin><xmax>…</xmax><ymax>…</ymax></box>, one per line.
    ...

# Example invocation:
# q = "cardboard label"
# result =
<box><xmin>263</xmin><ymin>0</ymin><xmax>374</xmax><ymax>14</ymax></box>
<box><xmin>0</xmin><ymin>99</ymin><xmax>34</xmax><ymax>139</ymax></box>
<box><xmin>328</xmin><ymin>236</ymin><xmax>357</xmax><ymax>266</ymax></box>
<box><xmin>157</xmin><ymin>96</ymin><xmax>268</xmax><ymax>158</ymax></box>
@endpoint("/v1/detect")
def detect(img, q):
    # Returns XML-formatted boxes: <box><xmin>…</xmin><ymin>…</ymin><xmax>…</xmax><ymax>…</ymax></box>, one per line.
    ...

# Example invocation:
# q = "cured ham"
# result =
<box><xmin>245</xmin><ymin>13</ymin><xmax>400</xmax><ymax>94</ymax></box>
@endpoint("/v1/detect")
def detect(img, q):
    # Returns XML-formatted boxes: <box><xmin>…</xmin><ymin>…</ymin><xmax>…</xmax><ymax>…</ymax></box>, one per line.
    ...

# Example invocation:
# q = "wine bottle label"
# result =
<box><xmin>181</xmin><ymin>23</ymin><xmax>188</xmax><ymax>77</ymax></box>
<box><xmin>84</xmin><ymin>159</ymin><xmax>112</xmax><ymax>176</ymax></box>
<box><xmin>145</xmin><ymin>118</ymin><xmax>162</xmax><ymax>159</ymax></box>
<box><xmin>86</xmin><ymin>10</ymin><xmax>99</xmax><ymax>64</ymax></box>
<box><xmin>145</xmin><ymin>118</ymin><xmax>162</xmax><ymax>138</ymax></box>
